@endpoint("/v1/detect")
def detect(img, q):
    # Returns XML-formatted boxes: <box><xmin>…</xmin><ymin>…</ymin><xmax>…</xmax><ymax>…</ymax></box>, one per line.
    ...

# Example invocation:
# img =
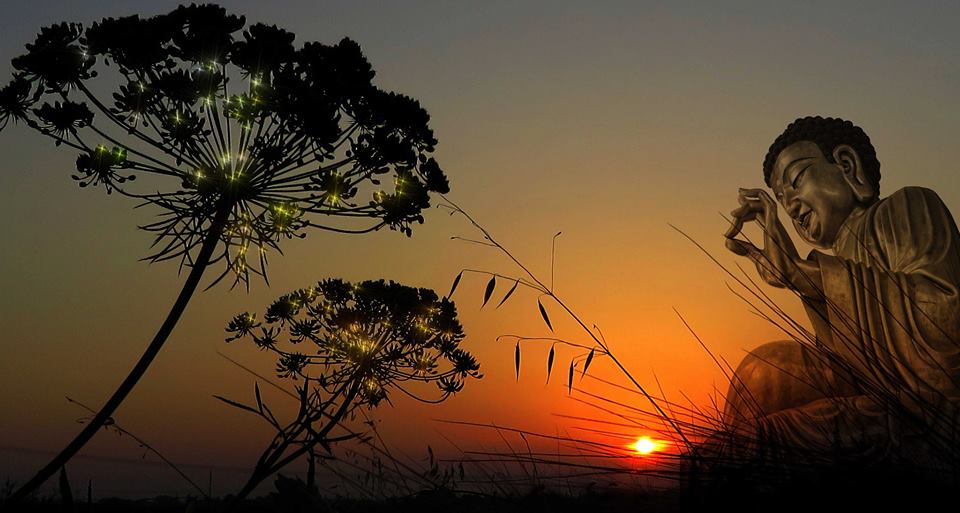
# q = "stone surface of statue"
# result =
<box><xmin>722</xmin><ymin>117</ymin><xmax>960</xmax><ymax>470</ymax></box>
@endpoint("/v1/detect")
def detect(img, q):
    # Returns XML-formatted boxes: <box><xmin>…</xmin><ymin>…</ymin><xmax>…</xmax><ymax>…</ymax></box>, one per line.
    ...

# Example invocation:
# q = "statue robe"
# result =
<box><xmin>726</xmin><ymin>186</ymin><xmax>960</xmax><ymax>466</ymax></box>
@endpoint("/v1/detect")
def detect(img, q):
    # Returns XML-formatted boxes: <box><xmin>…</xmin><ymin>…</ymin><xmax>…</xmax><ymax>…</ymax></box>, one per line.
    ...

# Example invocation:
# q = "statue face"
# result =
<box><xmin>770</xmin><ymin>141</ymin><xmax>859</xmax><ymax>248</ymax></box>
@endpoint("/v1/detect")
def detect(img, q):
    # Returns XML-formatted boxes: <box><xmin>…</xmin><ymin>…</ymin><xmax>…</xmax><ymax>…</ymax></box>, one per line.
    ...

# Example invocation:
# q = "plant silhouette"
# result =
<box><xmin>440</xmin><ymin>200</ymin><xmax>960</xmax><ymax>497</ymax></box>
<box><xmin>0</xmin><ymin>3</ymin><xmax>449</xmax><ymax>502</ymax></box>
<box><xmin>442</xmin><ymin>198</ymin><xmax>694</xmax><ymax>452</ymax></box>
<box><xmin>220</xmin><ymin>278</ymin><xmax>481</xmax><ymax>504</ymax></box>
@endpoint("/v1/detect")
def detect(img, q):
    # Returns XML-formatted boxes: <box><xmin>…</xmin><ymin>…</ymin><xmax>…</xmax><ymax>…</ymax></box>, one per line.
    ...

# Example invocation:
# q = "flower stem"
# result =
<box><xmin>5</xmin><ymin>205</ymin><xmax>231</xmax><ymax>505</ymax></box>
<box><xmin>227</xmin><ymin>380</ymin><xmax>362</xmax><ymax>510</ymax></box>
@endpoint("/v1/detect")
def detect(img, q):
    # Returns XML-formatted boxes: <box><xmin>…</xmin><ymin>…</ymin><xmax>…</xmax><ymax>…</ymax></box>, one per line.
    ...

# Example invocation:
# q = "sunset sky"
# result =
<box><xmin>1</xmin><ymin>0</ymin><xmax>958</xmax><ymax>498</ymax></box>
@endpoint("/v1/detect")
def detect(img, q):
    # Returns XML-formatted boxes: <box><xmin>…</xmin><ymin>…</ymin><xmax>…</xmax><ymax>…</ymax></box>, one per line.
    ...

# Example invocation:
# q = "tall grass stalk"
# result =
<box><xmin>443</xmin><ymin>197</ymin><xmax>960</xmax><ymax>496</ymax></box>
<box><xmin>441</xmin><ymin>196</ymin><xmax>694</xmax><ymax>455</ymax></box>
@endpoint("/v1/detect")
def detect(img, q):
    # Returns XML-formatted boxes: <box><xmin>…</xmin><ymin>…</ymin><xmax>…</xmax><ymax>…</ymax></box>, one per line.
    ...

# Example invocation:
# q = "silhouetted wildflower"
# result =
<box><xmin>0</xmin><ymin>4</ymin><xmax>451</xmax><ymax>502</ymax></box>
<box><xmin>228</xmin><ymin>279</ymin><xmax>481</xmax><ymax>406</ymax></box>
<box><xmin>221</xmin><ymin>278</ymin><xmax>481</xmax><ymax>502</ymax></box>
<box><xmin>0</xmin><ymin>3</ymin><xmax>449</xmax><ymax>288</ymax></box>
<box><xmin>0</xmin><ymin>76</ymin><xmax>35</xmax><ymax>129</ymax></box>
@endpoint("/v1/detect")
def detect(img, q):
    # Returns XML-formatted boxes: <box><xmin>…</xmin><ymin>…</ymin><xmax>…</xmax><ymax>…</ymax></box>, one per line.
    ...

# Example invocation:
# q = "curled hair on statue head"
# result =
<box><xmin>763</xmin><ymin>116</ymin><xmax>881</xmax><ymax>196</ymax></box>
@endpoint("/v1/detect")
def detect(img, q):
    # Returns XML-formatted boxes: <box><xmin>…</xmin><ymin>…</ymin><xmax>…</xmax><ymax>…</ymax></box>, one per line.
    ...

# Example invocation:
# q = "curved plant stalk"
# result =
<box><xmin>8</xmin><ymin>206</ymin><xmax>229</xmax><ymax>504</ymax></box>
<box><xmin>1</xmin><ymin>6</ymin><xmax>452</xmax><ymax>503</ymax></box>
<box><xmin>64</xmin><ymin>396</ymin><xmax>208</xmax><ymax>498</ymax></box>
<box><xmin>441</xmin><ymin>196</ymin><xmax>697</xmax><ymax>455</ymax></box>
<box><xmin>218</xmin><ymin>279</ymin><xmax>480</xmax><ymax>507</ymax></box>
<box><xmin>227</xmin><ymin>380</ymin><xmax>362</xmax><ymax>510</ymax></box>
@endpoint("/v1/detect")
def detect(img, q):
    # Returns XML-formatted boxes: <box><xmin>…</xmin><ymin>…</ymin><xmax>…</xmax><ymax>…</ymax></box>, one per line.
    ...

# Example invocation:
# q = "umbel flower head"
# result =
<box><xmin>0</xmin><ymin>3</ymin><xmax>451</xmax><ymax>288</ymax></box>
<box><xmin>226</xmin><ymin>279</ymin><xmax>482</xmax><ymax>406</ymax></box>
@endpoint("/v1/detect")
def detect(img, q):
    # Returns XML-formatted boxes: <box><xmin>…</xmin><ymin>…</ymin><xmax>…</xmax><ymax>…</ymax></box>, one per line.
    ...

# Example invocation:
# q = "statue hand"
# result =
<box><xmin>724</xmin><ymin>188</ymin><xmax>818</xmax><ymax>295</ymax></box>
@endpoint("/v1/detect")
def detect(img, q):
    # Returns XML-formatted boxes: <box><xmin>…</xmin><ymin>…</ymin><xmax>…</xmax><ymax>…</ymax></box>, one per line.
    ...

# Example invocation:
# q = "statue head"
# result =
<box><xmin>762</xmin><ymin>116</ymin><xmax>881</xmax><ymax>248</ymax></box>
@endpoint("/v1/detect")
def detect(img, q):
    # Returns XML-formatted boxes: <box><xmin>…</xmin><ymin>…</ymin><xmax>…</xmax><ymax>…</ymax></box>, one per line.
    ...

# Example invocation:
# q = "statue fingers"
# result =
<box><xmin>754</xmin><ymin>189</ymin><xmax>778</xmax><ymax>210</ymax></box>
<box><xmin>739</xmin><ymin>189</ymin><xmax>779</xmax><ymax>224</ymax></box>
<box><xmin>730</xmin><ymin>204</ymin><xmax>758</xmax><ymax>219</ymax></box>
<box><xmin>738</xmin><ymin>188</ymin><xmax>770</xmax><ymax>204</ymax></box>
<box><xmin>735</xmin><ymin>195</ymin><xmax>765</xmax><ymax>214</ymax></box>
<box><xmin>727</xmin><ymin>205</ymin><xmax>793</xmax><ymax>288</ymax></box>
<box><xmin>736</xmin><ymin>189</ymin><xmax>757</xmax><ymax>206</ymax></box>
<box><xmin>724</xmin><ymin>218</ymin><xmax>743</xmax><ymax>239</ymax></box>
<box><xmin>725</xmin><ymin>206</ymin><xmax>757</xmax><ymax>238</ymax></box>
<box><xmin>736</xmin><ymin>198</ymin><xmax>770</xmax><ymax>232</ymax></box>
<box><xmin>725</xmin><ymin>237</ymin><xmax>756</xmax><ymax>257</ymax></box>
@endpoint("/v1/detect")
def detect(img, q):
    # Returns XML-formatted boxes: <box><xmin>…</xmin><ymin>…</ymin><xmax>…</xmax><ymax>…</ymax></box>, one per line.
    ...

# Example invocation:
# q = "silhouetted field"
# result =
<box><xmin>6</xmin><ymin>467</ymin><xmax>958</xmax><ymax>513</ymax></box>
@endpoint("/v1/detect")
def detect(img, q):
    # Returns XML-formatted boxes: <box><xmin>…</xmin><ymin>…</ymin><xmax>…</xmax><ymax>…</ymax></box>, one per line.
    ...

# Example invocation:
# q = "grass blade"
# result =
<box><xmin>515</xmin><ymin>342</ymin><xmax>521</xmax><ymax>381</ymax></box>
<box><xmin>497</xmin><ymin>279</ymin><xmax>519</xmax><ymax>308</ymax></box>
<box><xmin>582</xmin><ymin>347</ymin><xmax>595</xmax><ymax>380</ymax></box>
<box><xmin>482</xmin><ymin>276</ymin><xmax>496</xmax><ymax>308</ymax></box>
<box><xmin>547</xmin><ymin>344</ymin><xmax>556</xmax><ymax>384</ymax></box>
<box><xmin>213</xmin><ymin>395</ymin><xmax>260</xmax><ymax>416</ymax></box>
<box><xmin>448</xmin><ymin>271</ymin><xmax>463</xmax><ymax>298</ymax></box>
<box><xmin>538</xmin><ymin>299</ymin><xmax>554</xmax><ymax>332</ymax></box>
<box><xmin>58</xmin><ymin>466</ymin><xmax>73</xmax><ymax>506</ymax></box>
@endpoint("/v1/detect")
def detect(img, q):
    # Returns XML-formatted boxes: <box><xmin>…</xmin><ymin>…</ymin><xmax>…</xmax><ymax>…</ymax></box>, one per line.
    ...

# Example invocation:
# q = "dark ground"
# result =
<box><xmin>4</xmin><ymin>469</ymin><xmax>958</xmax><ymax>513</ymax></box>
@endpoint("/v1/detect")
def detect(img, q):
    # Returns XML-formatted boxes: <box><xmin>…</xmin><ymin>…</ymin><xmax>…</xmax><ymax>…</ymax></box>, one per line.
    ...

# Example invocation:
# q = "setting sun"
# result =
<box><xmin>632</xmin><ymin>436</ymin><xmax>660</xmax><ymax>456</ymax></box>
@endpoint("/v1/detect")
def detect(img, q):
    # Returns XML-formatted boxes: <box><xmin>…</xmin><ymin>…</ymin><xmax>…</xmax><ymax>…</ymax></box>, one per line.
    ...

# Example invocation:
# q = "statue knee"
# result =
<box><xmin>724</xmin><ymin>340</ymin><xmax>827</xmax><ymax>426</ymax></box>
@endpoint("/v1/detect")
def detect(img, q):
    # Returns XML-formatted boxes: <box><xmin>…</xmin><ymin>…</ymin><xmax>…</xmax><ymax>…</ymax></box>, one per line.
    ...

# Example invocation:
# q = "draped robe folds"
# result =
<box><xmin>725</xmin><ymin>186</ymin><xmax>960</xmax><ymax>466</ymax></box>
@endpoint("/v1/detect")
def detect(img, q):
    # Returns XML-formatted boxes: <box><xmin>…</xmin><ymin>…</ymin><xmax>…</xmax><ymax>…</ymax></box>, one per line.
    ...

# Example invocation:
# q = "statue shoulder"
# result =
<box><xmin>875</xmin><ymin>186</ymin><xmax>952</xmax><ymax>217</ymax></box>
<box><xmin>841</xmin><ymin>187</ymin><xmax>959</xmax><ymax>272</ymax></box>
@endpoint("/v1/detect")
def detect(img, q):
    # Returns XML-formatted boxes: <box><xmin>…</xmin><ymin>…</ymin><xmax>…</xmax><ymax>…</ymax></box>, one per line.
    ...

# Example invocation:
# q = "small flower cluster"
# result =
<box><xmin>226</xmin><ymin>279</ymin><xmax>481</xmax><ymax>407</ymax></box>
